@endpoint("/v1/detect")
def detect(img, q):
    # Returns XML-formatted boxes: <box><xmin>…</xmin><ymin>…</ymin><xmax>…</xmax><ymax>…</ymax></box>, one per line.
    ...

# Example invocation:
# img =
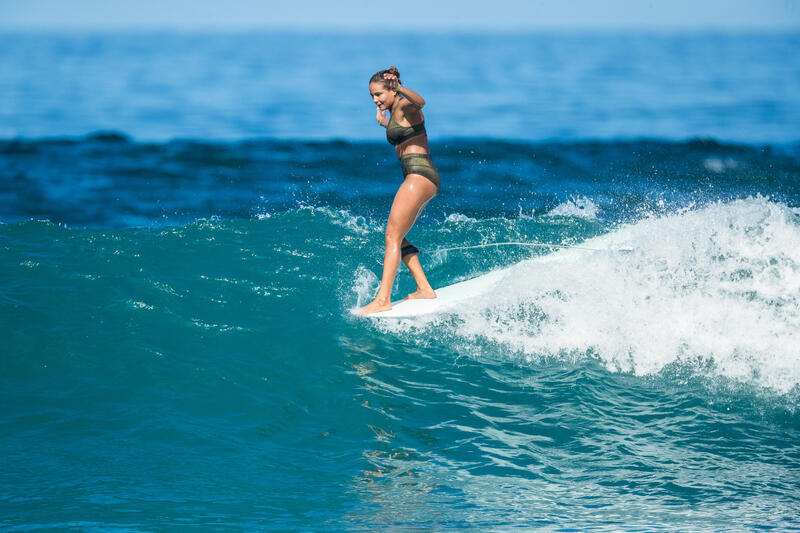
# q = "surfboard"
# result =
<box><xmin>352</xmin><ymin>268</ymin><xmax>507</xmax><ymax>319</ymax></box>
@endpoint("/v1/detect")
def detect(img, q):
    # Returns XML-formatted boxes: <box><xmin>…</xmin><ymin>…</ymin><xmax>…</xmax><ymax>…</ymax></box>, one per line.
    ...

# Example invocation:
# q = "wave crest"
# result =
<box><xmin>398</xmin><ymin>197</ymin><xmax>800</xmax><ymax>393</ymax></box>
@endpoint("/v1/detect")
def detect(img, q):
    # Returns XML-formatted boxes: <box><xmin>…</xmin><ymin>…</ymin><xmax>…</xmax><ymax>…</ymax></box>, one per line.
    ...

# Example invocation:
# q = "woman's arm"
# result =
<box><xmin>397</xmin><ymin>84</ymin><xmax>425</xmax><ymax>108</ymax></box>
<box><xmin>383</xmin><ymin>73</ymin><xmax>426</xmax><ymax>108</ymax></box>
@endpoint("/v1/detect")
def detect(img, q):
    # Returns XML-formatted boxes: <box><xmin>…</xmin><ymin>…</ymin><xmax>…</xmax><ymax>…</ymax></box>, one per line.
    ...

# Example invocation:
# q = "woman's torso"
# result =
<box><xmin>387</xmin><ymin>102</ymin><xmax>429</xmax><ymax>158</ymax></box>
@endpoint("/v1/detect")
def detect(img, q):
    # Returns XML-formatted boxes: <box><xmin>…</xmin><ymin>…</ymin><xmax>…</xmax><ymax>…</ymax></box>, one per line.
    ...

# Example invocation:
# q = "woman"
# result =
<box><xmin>360</xmin><ymin>66</ymin><xmax>440</xmax><ymax>315</ymax></box>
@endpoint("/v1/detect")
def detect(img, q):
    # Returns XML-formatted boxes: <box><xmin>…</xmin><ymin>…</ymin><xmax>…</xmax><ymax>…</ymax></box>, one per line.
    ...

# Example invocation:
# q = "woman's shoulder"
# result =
<box><xmin>396</xmin><ymin>99</ymin><xmax>424</xmax><ymax>120</ymax></box>
<box><xmin>398</xmin><ymin>98</ymin><xmax>422</xmax><ymax>112</ymax></box>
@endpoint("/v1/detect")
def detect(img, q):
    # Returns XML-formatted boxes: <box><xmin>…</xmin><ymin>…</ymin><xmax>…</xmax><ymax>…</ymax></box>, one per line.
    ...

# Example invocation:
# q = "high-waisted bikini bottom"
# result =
<box><xmin>400</xmin><ymin>153</ymin><xmax>440</xmax><ymax>190</ymax></box>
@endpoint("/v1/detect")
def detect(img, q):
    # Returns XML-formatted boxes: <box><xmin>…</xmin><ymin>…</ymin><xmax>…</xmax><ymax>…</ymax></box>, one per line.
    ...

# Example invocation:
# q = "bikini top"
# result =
<box><xmin>386</xmin><ymin>111</ymin><xmax>426</xmax><ymax>146</ymax></box>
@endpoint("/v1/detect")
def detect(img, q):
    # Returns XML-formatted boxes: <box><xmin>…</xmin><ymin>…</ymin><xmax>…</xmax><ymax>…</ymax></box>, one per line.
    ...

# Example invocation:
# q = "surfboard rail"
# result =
<box><xmin>352</xmin><ymin>268</ymin><xmax>508</xmax><ymax>319</ymax></box>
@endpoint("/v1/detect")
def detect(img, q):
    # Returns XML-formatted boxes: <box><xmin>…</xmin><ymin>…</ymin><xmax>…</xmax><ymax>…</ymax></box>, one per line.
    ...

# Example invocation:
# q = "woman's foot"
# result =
<box><xmin>403</xmin><ymin>288</ymin><xmax>436</xmax><ymax>300</ymax></box>
<box><xmin>360</xmin><ymin>297</ymin><xmax>392</xmax><ymax>315</ymax></box>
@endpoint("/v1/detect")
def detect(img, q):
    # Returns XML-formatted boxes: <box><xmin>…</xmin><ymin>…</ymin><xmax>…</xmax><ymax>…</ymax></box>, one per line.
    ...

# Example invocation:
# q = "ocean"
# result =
<box><xmin>1</xmin><ymin>31</ymin><xmax>800</xmax><ymax>531</ymax></box>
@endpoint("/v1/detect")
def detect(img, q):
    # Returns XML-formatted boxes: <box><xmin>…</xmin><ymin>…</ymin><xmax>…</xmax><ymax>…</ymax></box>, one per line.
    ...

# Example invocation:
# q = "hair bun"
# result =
<box><xmin>368</xmin><ymin>67</ymin><xmax>402</xmax><ymax>88</ymax></box>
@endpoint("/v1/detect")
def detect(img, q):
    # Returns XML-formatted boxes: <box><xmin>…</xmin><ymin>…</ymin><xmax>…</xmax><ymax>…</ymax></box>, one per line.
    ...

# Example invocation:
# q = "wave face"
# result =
<box><xmin>2</xmin><ymin>137</ymin><xmax>800</xmax><ymax>530</ymax></box>
<box><xmin>2</xmin><ymin>136</ymin><xmax>799</xmax><ymax>226</ymax></box>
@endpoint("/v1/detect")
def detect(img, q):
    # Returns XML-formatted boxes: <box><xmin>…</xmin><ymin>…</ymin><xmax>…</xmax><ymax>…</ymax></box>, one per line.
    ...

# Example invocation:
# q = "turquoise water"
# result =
<box><xmin>3</xmin><ymin>197</ymin><xmax>800</xmax><ymax>530</ymax></box>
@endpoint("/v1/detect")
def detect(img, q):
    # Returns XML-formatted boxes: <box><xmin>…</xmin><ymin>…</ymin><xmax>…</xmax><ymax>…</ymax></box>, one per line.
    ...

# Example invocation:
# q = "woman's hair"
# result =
<box><xmin>369</xmin><ymin>66</ymin><xmax>401</xmax><ymax>91</ymax></box>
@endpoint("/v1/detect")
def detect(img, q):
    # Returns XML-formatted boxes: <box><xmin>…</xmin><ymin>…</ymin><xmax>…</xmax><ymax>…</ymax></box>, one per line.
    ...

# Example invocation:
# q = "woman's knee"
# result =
<box><xmin>384</xmin><ymin>225</ymin><xmax>404</xmax><ymax>247</ymax></box>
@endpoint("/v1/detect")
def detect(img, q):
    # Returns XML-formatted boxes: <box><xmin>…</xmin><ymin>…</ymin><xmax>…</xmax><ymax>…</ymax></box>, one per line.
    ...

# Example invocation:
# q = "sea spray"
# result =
<box><xmin>376</xmin><ymin>198</ymin><xmax>800</xmax><ymax>394</ymax></box>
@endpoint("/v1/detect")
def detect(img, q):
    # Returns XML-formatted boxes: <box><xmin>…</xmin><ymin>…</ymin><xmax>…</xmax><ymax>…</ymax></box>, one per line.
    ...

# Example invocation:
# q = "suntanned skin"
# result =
<box><xmin>360</xmin><ymin>74</ymin><xmax>438</xmax><ymax>315</ymax></box>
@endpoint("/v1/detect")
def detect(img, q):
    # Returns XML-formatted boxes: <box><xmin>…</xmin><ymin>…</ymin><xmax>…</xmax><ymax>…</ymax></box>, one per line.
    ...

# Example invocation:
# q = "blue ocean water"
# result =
<box><xmin>2</xmin><ymin>31</ymin><xmax>799</xmax><ymax>142</ymax></box>
<box><xmin>1</xmin><ymin>31</ymin><xmax>800</xmax><ymax>531</ymax></box>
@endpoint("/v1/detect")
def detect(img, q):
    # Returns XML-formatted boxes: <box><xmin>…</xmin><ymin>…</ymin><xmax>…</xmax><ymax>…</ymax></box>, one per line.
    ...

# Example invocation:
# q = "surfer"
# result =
<box><xmin>360</xmin><ymin>66</ymin><xmax>440</xmax><ymax>315</ymax></box>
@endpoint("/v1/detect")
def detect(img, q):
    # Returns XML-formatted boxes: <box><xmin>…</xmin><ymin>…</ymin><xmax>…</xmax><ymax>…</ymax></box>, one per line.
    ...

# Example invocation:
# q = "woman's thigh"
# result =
<box><xmin>386</xmin><ymin>174</ymin><xmax>438</xmax><ymax>239</ymax></box>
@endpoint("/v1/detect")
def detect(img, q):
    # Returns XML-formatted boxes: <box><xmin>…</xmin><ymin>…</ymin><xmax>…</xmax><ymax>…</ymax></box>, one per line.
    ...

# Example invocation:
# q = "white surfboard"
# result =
<box><xmin>352</xmin><ymin>268</ymin><xmax>508</xmax><ymax>319</ymax></box>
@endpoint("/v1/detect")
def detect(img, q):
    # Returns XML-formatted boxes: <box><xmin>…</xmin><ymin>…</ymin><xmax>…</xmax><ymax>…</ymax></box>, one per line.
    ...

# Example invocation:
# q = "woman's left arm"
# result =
<box><xmin>397</xmin><ymin>84</ymin><xmax>426</xmax><ymax>108</ymax></box>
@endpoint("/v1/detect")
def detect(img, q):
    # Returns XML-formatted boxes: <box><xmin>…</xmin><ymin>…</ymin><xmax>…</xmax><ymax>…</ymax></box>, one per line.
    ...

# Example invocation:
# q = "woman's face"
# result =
<box><xmin>369</xmin><ymin>82</ymin><xmax>396</xmax><ymax>111</ymax></box>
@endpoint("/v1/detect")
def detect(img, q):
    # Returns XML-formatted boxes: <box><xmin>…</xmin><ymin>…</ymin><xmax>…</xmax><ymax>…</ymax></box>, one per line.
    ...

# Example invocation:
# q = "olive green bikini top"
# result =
<box><xmin>386</xmin><ymin>111</ymin><xmax>426</xmax><ymax>146</ymax></box>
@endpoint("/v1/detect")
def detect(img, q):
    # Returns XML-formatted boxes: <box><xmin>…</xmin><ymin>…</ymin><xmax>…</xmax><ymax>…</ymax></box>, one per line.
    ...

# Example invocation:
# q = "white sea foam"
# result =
<box><xmin>128</xmin><ymin>300</ymin><xmax>154</xmax><ymax>310</ymax></box>
<box><xmin>407</xmin><ymin>197</ymin><xmax>800</xmax><ymax>393</ymax></box>
<box><xmin>444</xmin><ymin>213</ymin><xmax>478</xmax><ymax>223</ymax></box>
<box><xmin>703</xmin><ymin>157</ymin><xmax>739</xmax><ymax>173</ymax></box>
<box><xmin>298</xmin><ymin>204</ymin><xmax>381</xmax><ymax>235</ymax></box>
<box><xmin>351</xmin><ymin>265</ymin><xmax>380</xmax><ymax>308</ymax></box>
<box><xmin>545</xmin><ymin>196</ymin><xmax>600</xmax><ymax>219</ymax></box>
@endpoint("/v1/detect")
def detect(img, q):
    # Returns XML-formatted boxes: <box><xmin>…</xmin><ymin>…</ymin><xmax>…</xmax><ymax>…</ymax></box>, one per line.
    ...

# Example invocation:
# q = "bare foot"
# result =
<box><xmin>403</xmin><ymin>289</ymin><xmax>437</xmax><ymax>300</ymax></box>
<box><xmin>360</xmin><ymin>298</ymin><xmax>392</xmax><ymax>315</ymax></box>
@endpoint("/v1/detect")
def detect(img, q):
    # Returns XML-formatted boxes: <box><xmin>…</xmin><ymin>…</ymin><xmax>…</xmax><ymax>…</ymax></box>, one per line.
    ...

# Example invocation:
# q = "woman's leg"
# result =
<box><xmin>401</xmin><ymin>237</ymin><xmax>436</xmax><ymax>300</ymax></box>
<box><xmin>360</xmin><ymin>174</ymin><xmax>437</xmax><ymax>314</ymax></box>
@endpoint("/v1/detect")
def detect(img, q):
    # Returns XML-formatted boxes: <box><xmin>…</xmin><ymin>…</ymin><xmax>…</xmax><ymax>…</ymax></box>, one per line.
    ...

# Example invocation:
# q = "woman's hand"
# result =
<box><xmin>383</xmin><ymin>72</ymin><xmax>402</xmax><ymax>92</ymax></box>
<box><xmin>376</xmin><ymin>106</ymin><xmax>389</xmax><ymax>127</ymax></box>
